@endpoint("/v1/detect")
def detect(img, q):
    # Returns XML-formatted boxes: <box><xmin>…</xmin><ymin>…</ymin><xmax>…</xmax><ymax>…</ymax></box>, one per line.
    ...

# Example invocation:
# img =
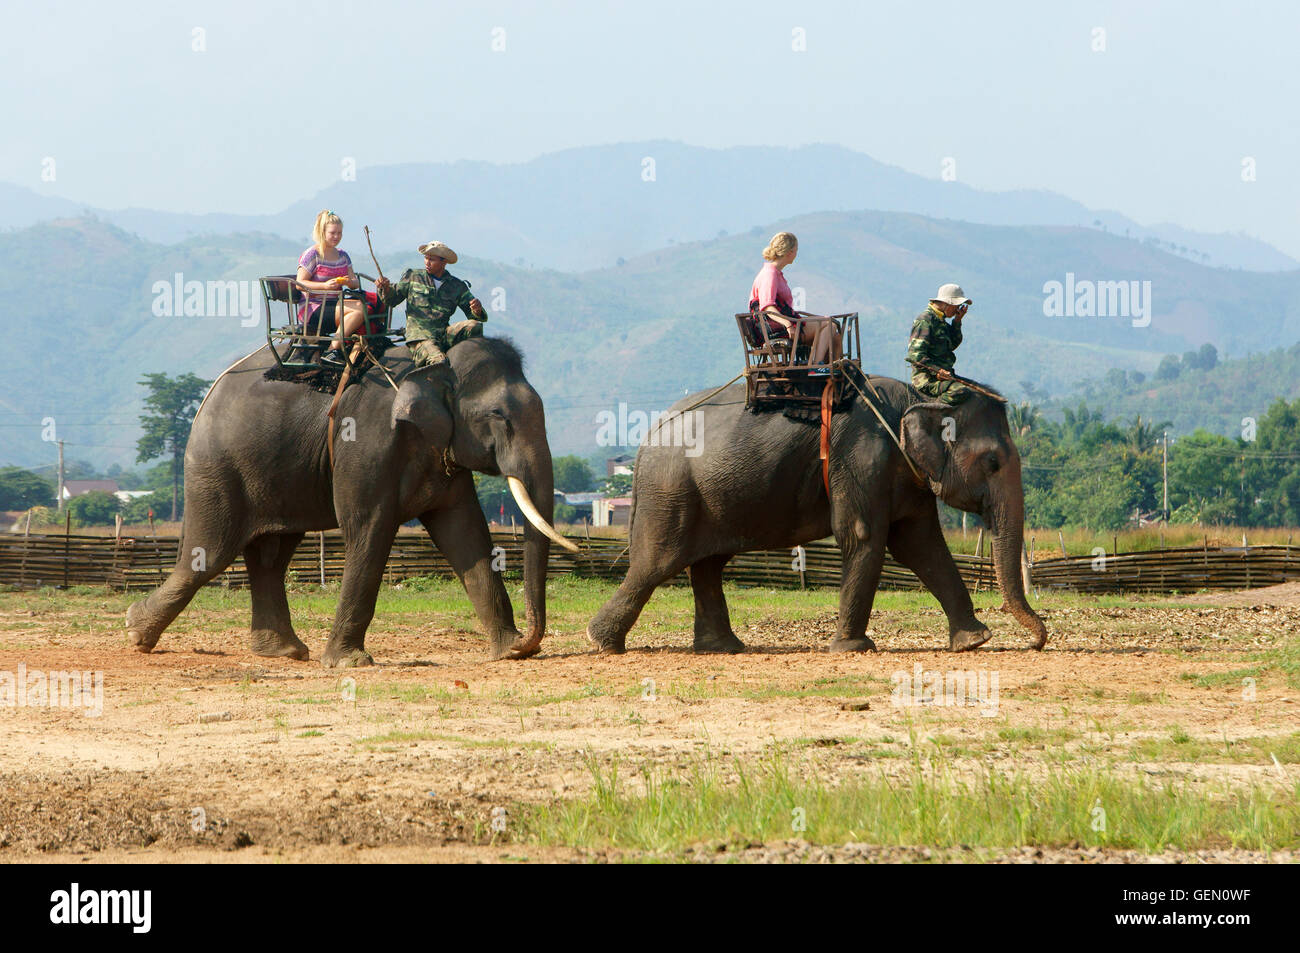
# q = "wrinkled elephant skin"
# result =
<box><xmin>588</xmin><ymin>377</ymin><xmax>1047</xmax><ymax>654</ymax></box>
<box><xmin>126</xmin><ymin>339</ymin><xmax>563</xmax><ymax>665</ymax></box>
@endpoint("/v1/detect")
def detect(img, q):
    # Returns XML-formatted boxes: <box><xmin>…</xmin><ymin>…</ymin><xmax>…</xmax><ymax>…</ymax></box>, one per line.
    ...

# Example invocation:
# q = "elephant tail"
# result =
<box><xmin>627</xmin><ymin>474</ymin><xmax>638</xmax><ymax>538</ymax></box>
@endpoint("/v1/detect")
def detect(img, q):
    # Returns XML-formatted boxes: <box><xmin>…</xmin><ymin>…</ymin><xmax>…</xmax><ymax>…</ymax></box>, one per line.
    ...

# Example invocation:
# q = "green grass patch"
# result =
<box><xmin>426</xmin><ymin>734</ymin><xmax>551</xmax><ymax>750</ymax></box>
<box><xmin>996</xmin><ymin>726</ymin><xmax>1079</xmax><ymax>745</ymax></box>
<box><xmin>1132</xmin><ymin>729</ymin><xmax>1300</xmax><ymax>765</ymax></box>
<box><xmin>517</xmin><ymin>748</ymin><xmax>1300</xmax><ymax>853</ymax></box>
<box><xmin>638</xmin><ymin>673</ymin><xmax>887</xmax><ymax>703</ymax></box>
<box><xmin>354</xmin><ymin>729</ymin><xmax>436</xmax><ymax>746</ymax></box>
<box><xmin>1179</xmin><ymin>640</ymin><xmax>1300</xmax><ymax>691</ymax></box>
<box><xmin>356</xmin><ymin>682</ymin><xmax>462</xmax><ymax>704</ymax></box>
<box><xmin>1126</xmin><ymin>691</ymin><xmax>1168</xmax><ymax>705</ymax></box>
<box><xmin>352</xmin><ymin>729</ymin><xmax>548</xmax><ymax>751</ymax></box>
<box><xmin>500</xmin><ymin>681</ymin><xmax>613</xmax><ymax>707</ymax></box>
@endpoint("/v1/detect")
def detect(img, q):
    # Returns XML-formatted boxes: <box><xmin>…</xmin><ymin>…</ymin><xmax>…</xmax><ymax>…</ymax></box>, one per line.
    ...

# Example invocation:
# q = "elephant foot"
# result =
<box><xmin>249</xmin><ymin>629</ymin><xmax>310</xmax><ymax>661</ymax></box>
<box><xmin>950</xmin><ymin>627</ymin><xmax>992</xmax><ymax>652</ymax></box>
<box><xmin>321</xmin><ymin>644</ymin><xmax>374</xmax><ymax>668</ymax></box>
<box><xmin>586</xmin><ymin>625</ymin><xmax>626</xmax><ymax>655</ymax></box>
<box><xmin>126</xmin><ymin>601</ymin><xmax>159</xmax><ymax>654</ymax></box>
<box><xmin>489</xmin><ymin>631</ymin><xmax>542</xmax><ymax>661</ymax></box>
<box><xmin>829</xmin><ymin>635</ymin><xmax>877</xmax><ymax>653</ymax></box>
<box><xmin>693</xmin><ymin>631</ymin><xmax>746</xmax><ymax>654</ymax></box>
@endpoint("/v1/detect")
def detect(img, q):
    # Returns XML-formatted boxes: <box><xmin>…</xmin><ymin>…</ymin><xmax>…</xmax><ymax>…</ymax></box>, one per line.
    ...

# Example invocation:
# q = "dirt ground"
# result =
<box><xmin>0</xmin><ymin>584</ymin><xmax>1297</xmax><ymax>864</ymax></box>
<box><xmin>1181</xmin><ymin>581</ymin><xmax>1300</xmax><ymax>607</ymax></box>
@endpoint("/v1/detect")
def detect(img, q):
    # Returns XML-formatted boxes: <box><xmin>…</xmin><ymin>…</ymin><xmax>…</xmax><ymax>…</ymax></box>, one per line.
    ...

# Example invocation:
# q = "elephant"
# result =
<box><xmin>126</xmin><ymin>337</ymin><xmax>576</xmax><ymax>667</ymax></box>
<box><xmin>586</xmin><ymin>376</ymin><xmax>1047</xmax><ymax>654</ymax></box>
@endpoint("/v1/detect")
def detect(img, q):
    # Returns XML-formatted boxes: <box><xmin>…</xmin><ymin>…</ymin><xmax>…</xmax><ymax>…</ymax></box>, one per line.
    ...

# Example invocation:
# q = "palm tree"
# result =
<box><xmin>1008</xmin><ymin>402</ymin><xmax>1042</xmax><ymax>437</ymax></box>
<box><xmin>1123</xmin><ymin>415</ymin><xmax>1170</xmax><ymax>454</ymax></box>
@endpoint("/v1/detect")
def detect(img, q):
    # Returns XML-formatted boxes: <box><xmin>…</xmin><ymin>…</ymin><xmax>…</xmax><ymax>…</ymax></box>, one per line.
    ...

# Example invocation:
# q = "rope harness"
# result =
<box><xmin>833</xmin><ymin>360</ymin><xmax>927</xmax><ymax>487</ymax></box>
<box><xmin>326</xmin><ymin>338</ymin><xmax>402</xmax><ymax>470</ymax></box>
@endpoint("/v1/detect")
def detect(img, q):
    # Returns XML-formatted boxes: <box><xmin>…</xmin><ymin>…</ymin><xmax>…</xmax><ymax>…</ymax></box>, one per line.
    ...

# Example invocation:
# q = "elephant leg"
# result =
<box><xmin>420</xmin><ymin>494</ymin><xmax>535</xmax><ymax>662</ymax></box>
<box><xmin>245</xmin><ymin>532</ymin><xmax>309</xmax><ymax>660</ymax></box>
<box><xmin>887</xmin><ymin>511</ymin><xmax>990</xmax><ymax>652</ymax></box>
<box><xmin>588</xmin><ymin>545</ymin><xmax>692</xmax><ymax>654</ymax></box>
<box><xmin>690</xmin><ymin>554</ymin><xmax>744</xmax><ymax>654</ymax></box>
<box><xmin>125</xmin><ymin>518</ymin><xmax>242</xmax><ymax>653</ymax></box>
<box><xmin>319</xmin><ymin>518</ymin><xmax>399</xmax><ymax>669</ymax></box>
<box><xmin>829</xmin><ymin>535</ymin><xmax>887</xmax><ymax>652</ymax></box>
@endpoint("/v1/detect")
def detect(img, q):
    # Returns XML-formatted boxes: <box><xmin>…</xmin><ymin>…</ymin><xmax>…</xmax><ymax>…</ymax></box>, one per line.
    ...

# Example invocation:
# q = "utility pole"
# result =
<box><xmin>1161</xmin><ymin>431</ymin><xmax>1168</xmax><ymax>521</ymax></box>
<box><xmin>56</xmin><ymin>440</ymin><xmax>65</xmax><ymax>511</ymax></box>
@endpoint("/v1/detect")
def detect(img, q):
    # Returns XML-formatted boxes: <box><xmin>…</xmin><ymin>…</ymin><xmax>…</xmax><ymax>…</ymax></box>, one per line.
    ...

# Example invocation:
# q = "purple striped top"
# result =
<box><xmin>297</xmin><ymin>247</ymin><xmax>352</xmax><ymax>322</ymax></box>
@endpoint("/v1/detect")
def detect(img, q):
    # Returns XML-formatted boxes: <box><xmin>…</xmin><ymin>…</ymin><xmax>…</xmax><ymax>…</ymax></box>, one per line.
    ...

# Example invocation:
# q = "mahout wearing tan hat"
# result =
<box><xmin>930</xmin><ymin>283</ymin><xmax>972</xmax><ymax>306</ymax></box>
<box><xmin>417</xmin><ymin>241</ymin><xmax>458</xmax><ymax>264</ymax></box>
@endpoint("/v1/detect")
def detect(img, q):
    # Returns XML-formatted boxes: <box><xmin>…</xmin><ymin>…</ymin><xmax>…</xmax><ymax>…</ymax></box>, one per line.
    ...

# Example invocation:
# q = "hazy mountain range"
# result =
<box><xmin>5</xmin><ymin>142</ymin><xmax>1296</xmax><ymax>273</ymax></box>
<box><xmin>4</xmin><ymin>202</ymin><xmax>1298</xmax><ymax>472</ymax></box>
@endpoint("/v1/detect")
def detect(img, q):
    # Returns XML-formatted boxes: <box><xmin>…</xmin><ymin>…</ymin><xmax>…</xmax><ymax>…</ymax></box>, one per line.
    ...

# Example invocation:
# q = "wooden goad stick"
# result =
<box><xmin>364</xmin><ymin>225</ymin><xmax>385</xmax><ymax>282</ymax></box>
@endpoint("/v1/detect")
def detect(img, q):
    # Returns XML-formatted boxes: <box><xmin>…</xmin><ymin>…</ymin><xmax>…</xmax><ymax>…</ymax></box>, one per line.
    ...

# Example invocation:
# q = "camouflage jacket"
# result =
<box><xmin>379</xmin><ymin>268</ymin><xmax>483</xmax><ymax>343</ymax></box>
<box><xmin>905</xmin><ymin>304</ymin><xmax>962</xmax><ymax>374</ymax></box>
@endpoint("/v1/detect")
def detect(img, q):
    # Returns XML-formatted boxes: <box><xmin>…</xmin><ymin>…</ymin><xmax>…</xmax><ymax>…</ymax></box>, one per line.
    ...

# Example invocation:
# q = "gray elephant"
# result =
<box><xmin>587</xmin><ymin>377</ymin><xmax>1047</xmax><ymax>653</ymax></box>
<box><xmin>126</xmin><ymin>338</ymin><xmax>576</xmax><ymax>667</ymax></box>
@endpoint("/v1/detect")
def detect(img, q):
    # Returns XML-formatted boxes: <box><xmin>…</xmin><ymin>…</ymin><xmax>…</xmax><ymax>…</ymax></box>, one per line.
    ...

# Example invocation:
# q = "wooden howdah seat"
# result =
<box><xmin>261</xmin><ymin>273</ymin><xmax>402</xmax><ymax>372</ymax></box>
<box><xmin>735</xmin><ymin>310</ymin><xmax>861</xmax><ymax>409</ymax></box>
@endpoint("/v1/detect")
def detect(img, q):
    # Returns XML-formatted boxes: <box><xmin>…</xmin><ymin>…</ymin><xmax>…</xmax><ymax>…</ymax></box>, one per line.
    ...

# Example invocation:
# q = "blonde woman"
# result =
<box><xmin>296</xmin><ymin>209</ymin><xmax>368</xmax><ymax>364</ymax></box>
<box><xmin>748</xmin><ymin>231</ymin><xmax>840</xmax><ymax>370</ymax></box>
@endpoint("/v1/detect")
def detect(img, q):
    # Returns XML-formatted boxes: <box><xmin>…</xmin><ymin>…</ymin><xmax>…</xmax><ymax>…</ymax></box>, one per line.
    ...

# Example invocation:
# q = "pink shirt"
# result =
<box><xmin>297</xmin><ymin>246</ymin><xmax>352</xmax><ymax>322</ymax></box>
<box><xmin>750</xmin><ymin>261</ymin><xmax>793</xmax><ymax>315</ymax></box>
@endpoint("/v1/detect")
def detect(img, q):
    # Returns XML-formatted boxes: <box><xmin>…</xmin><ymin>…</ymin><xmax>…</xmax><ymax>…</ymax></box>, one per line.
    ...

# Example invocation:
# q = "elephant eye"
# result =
<box><xmin>487</xmin><ymin>409</ymin><xmax>506</xmax><ymax>420</ymax></box>
<box><xmin>986</xmin><ymin>453</ymin><xmax>1001</xmax><ymax>473</ymax></box>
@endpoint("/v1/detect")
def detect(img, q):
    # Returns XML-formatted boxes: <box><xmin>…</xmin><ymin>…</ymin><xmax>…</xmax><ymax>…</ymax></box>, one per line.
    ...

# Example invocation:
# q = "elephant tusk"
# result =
<box><xmin>507</xmin><ymin>476</ymin><xmax>580</xmax><ymax>553</ymax></box>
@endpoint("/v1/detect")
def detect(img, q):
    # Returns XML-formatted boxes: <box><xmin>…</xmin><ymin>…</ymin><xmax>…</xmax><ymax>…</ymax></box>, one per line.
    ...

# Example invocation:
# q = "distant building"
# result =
<box><xmin>592</xmin><ymin>496</ymin><xmax>633</xmax><ymax>527</ymax></box>
<box><xmin>606</xmin><ymin>455</ymin><xmax>635</xmax><ymax>477</ymax></box>
<box><xmin>61</xmin><ymin>480</ymin><xmax>120</xmax><ymax>500</ymax></box>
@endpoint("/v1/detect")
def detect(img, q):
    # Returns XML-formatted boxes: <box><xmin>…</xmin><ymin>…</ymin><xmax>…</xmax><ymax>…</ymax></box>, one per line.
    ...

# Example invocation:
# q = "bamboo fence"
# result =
<box><xmin>1</xmin><ymin>530</ymin><xmax>1297</xmax><ymax>595</ymax></box>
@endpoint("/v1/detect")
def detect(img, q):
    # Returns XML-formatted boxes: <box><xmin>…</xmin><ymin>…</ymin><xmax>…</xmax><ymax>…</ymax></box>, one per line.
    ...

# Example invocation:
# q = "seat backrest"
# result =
<box><xmin>737</xmin><ymin>311</ymin><xmax>764</xmax><ymax>349</ymax></box>
<box><xmin>263</xmin><ymin>275</ymin><xmax>302</xmax><ymax>304</ymax></box>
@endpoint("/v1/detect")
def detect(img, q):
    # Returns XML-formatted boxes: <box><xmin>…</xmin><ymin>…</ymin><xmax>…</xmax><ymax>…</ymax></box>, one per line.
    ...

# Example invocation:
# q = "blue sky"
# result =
<box><xmin>5</xmin><ymin>0</ymin><xmax>1298</xmax><ymax>257</ymax></box>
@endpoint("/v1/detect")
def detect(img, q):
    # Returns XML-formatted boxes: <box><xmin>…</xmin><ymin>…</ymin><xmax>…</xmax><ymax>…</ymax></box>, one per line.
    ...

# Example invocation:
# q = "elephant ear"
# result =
<box><xmin>390</xmin><ymin>365</ymin><xmax>455</xmax><ymax>450</ymax></box>
<box><xmin>900</xmin><ymin>402</ymin><xmax>953</xmax><ymax>492</ymax></box>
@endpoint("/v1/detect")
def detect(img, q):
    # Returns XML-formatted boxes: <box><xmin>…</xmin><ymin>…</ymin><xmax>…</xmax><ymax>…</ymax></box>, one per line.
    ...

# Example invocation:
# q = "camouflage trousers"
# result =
<box><xmin>409</xmin><ymin>320</ymin><xmax>485</xmax><ymax>367</ymax></box>
<box><xmin>912</xmin><ymin>372</ymin><xmax>973</xmax><ymax>405</ymax></box>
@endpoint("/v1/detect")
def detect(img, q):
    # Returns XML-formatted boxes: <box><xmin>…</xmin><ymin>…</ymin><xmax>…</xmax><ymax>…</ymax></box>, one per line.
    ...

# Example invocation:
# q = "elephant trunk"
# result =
<box><xmin>986</xmin><ymin>483</ymin><xmax>1048</xmax><ymax>650</ymax></box>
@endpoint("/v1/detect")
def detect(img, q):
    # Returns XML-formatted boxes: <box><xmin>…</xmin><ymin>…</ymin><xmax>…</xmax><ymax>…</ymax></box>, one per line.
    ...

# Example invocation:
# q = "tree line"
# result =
<box><xmin>1011</xmin><ymin>395</ymin><xmax>1300</xmax><ymax>531</ymax></box>
<box><xmin>0</xmin><ymin>373</ymin><xmax>209</xmax><ymax>526</ymax></box>
<box><xmin>6</xmin><ymin>375</ymin><xmax>1298</xmax><ymax>535</ymax></box>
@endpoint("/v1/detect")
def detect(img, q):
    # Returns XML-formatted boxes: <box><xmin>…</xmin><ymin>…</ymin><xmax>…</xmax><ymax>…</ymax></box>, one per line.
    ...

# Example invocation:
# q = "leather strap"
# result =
<box><xmin>820</xmin><ymin>377</ymin><xmax>834</xmax><ymax>497</ymax></box>
<box><xmin>326</xmin><ymin>360</ymin><xmax>351</xmax><ymax>469</ymax></box>
<box><xmin>837</xmin><ymin>361</ymin><xmax>927</xmax><ymax>487</ymax></box>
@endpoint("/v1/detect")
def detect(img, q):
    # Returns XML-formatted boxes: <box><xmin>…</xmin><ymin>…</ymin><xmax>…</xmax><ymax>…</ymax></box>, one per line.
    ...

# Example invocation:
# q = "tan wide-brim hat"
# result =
<box><xmin>417</xmin><ymin>241</ymin><xmax>458</xmax><ymax>264</ymax></box>
<box><xmin>930</xmin><ymin>283</ymin><xmax>971</xmax><ymax>306</ymax></box>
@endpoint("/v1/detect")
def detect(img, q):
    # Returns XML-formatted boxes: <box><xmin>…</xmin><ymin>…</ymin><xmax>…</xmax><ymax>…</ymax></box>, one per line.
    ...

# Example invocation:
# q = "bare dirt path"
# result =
<box><xmin>0</xmin><ymin>589</ymin><xmax>1296</xmax><ymax>862</ymax></box>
